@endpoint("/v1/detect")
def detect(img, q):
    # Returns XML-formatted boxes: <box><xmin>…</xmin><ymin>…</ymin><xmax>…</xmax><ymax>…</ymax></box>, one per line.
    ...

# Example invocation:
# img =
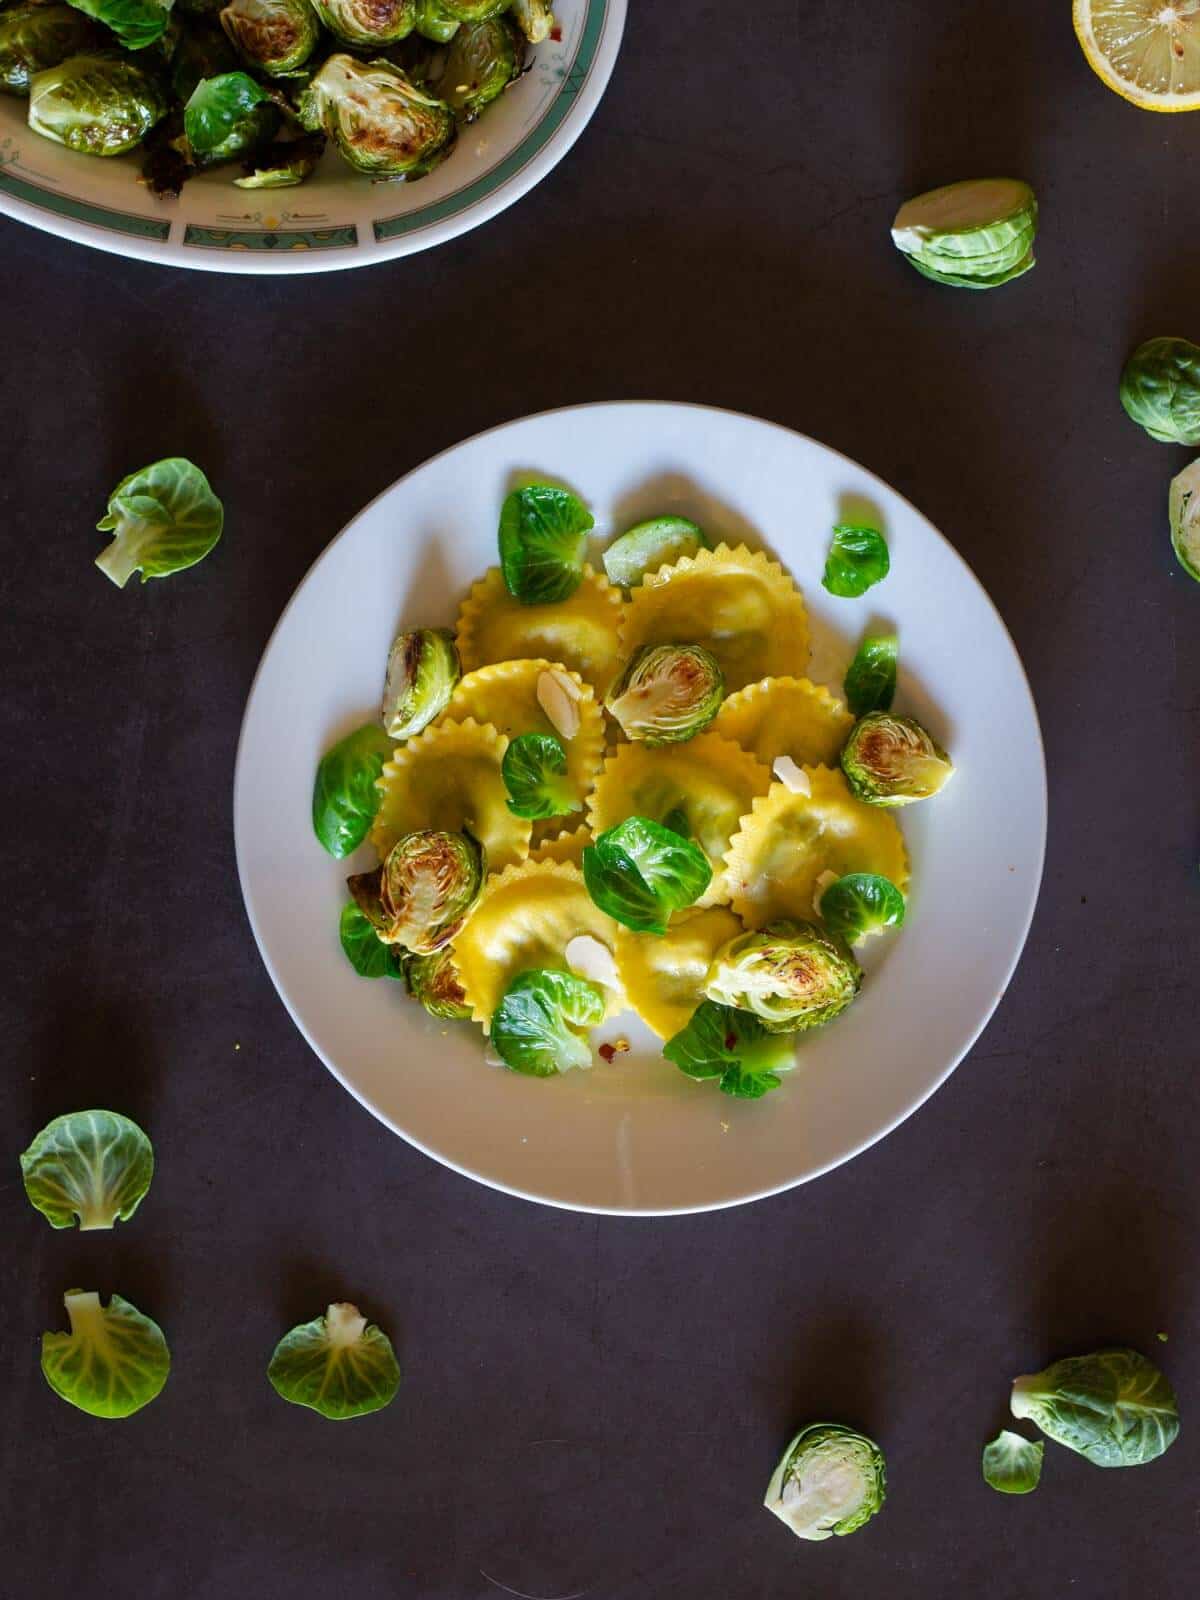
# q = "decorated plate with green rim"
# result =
<box><xmin>0</xmin><ymin>0</ymin><xmax>623</xmax><ymax>273</ymax></box>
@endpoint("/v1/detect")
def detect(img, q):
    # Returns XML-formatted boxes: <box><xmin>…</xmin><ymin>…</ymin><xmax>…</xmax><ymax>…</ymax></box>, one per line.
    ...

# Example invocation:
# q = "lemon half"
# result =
<box><xmin>1074</xmin><ymin>1</ymin><xmax>1200</xmax><ymax>110</ymax></box>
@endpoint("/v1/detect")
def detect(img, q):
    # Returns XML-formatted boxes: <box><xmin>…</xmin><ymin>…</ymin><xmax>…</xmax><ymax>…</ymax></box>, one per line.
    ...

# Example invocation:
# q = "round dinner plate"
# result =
<box><xmin>234</xmin><ymin>402</ymin><xmax>1046</xmax><ymax>1215</ymax></box>
<box><xmin>0</xmin><ymin>1</ymin><xmax>624</xmax><ymax>273</ymax></box>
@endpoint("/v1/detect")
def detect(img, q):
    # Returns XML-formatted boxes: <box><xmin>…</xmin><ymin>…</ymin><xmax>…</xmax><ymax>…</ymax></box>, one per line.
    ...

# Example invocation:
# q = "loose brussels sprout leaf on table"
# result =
<box><xmin>844</xmin><ymin>632</ymin><xmax>897</xmax><ymax>717</ymax></box>
<box><xmin>841</xmin><ymin>711</ymin><xmax>954</xmax><ymax>806</ymax></box>
<box><xmin>219</xmin><ymin>0</ymin><xmax>320</xmax><ymax>76</ymax></box>
<box><xmin>65</xmin><ymin>0</ymin><xmax>175</xmax><ymax>51</ymax></box>
<box><xmin>663</xmin><ymin>999</ymin><xmax>795</xmax><ymax>1099</ymax></box>
<box><xmin>403</xmin><ymin>945</ymin><xmax>470</xmax><ymax>1019</ymax></box>
<box><xmin>29</xmin><ymin>51</ymin><xmax>169</xmax><ymax>156</ymax></box>
<box><xmin>502</xmin><ymin>731</ymin><xmax>578</xmax><ymax>819</ymax></box>
<box><xmin>20</xmin><ymin>1109</ymin><xmax>153</xmax><ymax>1230</ymax></box>
<box><xmin>1010</xmin><ymin>1349</ymin><xmax>1180</xmax><ymax>1468</ymax></box>
<box><xmin>298</xmin><ymin>53</ymin><xmax>455</xmax><ymax>177</ymax></box>
<box><xmin>339</xmin><ymin>900</ymin><xmax>405</xmax><ymax>979</ymax></box>
<box><xmin>583</xmin><ymin>815</ymin><xmax>713</xmax><ymax>934</ymax></box>
<box><xmin>1120</xmin><ymin>337</ymin><xmax>1200</xmax><ymax>445</ymax></box>
<box><xmin>0</xmin><ymin>4</ymin><xmax>104</xmax><ymax>96</ymax></box>
<box><xmin>437</xmin><ymin>14</ymin><xmax>524</xmax><ymax>119</ymax></box>
<box><xmin>764</xmin><ymin>1423</ymin><xmax>887</xmax><ymax>1540</ymax></box>
<box><xmin>94</xmin><ymin>457</ymin><xmax>223</xmax><ymax>586</ymax></box>
<box><xmin>414</xmin><ymin>0</ymin><xmax>459</xmax><ymax>42</ymax></box>
<box><xmin>981</xmin><ymin>1429</ymin><xmax>1043</xmax><ymax>1495</ymax></box>
<box><xmin>42</xmin><ymin>1290</ymin><xmax>170</xmax><ymax>1418</ymax></box>
<box><xmin>508</xmin><ymin>0</ymin><xmax>552</xmax><ymax>43</ymax></box>
<box><xmin>268</xmin><ymin>1302</ymin><xmax>401</xmax><ymax>1419</ymax></box>
<box><xmin>312</xmin><ymin>722</ymin><xmax>393</xmax><ymax>858</ymax></box>
<box><xmin>311</xmin><ymin>0</ymin><xmax>415</xmax><ymax>46</ymax></box>
<box><xmin>892</xmin><ymin>178</ymin><xmax>1038</xmax><ymax>291</ymax></box>
<box><xmin>348</xmin><ymin>828</ymin><xmax>485</xmax><ymax>953</ymax></box>
<box><xmin>382</xmin><ymin>626</ymin><xmax>460</xmax><ymax>739</ymax></box>
<box><xmin>1168</xmin><ymin>458</ymin><xmax>1200</xmax><ymax>582</ymax></box>
<box><xmin>822</xmin><ymin>523</ymin><xmax>890</xmax><ymax>598</ymax></box>
<box><xmin>605</xmin><ymin>643</ymin><xmax>725</xmax><ymax>745</ymax></box>
<box><xmin>490</xmin><ymin>967</ymin><xmax>606</xmax><ymax>1076</ymax></box>
<box><xmin>601</xmin><ymin>515</ymin><xmax>708</xmax><ymax>588</ymax></box>
<box><xmin>183</xmin><ymin>69</ymin><xmax>275</xmax><ymax>159</ymax></box>
<box><xmin>817</xmin><ymin>873</ymin><xmax>905</xmax><ymax>943</ymax></box>
<box><xmin>704</xmin><ymin>920</ymin><xmax>862</xmax><ymax>1033</ymax></box>
<box><xmin>498</xmin><ymin>483</ymin><xmax>595</xmax><ymax>605</ymax></box>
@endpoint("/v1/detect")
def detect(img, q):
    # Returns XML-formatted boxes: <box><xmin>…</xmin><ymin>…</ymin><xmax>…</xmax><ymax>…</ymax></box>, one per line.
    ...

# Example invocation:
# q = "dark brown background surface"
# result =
<box><xmin>2</xmin><ymin>3</ymin><xmax>1197</xmax><ymax>1596</ymax></box>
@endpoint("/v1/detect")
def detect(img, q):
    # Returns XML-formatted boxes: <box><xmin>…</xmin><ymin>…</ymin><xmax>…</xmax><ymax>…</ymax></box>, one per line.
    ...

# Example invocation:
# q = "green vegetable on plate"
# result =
<box><xmin>508</xmin><ymin>0</ymin><xmax>552</xmax><ymax>43</ymax></box>
<box><xmin>382</xmin><ymin>627</ymin><xmax>461</xmax><ymax>739</ymax></box>
<box><xmin>29</xmin><ymin>51</ymin><xmax>169</xmax><ymax>157</ymax></box>
<box><xmin>841</xmin><ymin>711</ymin><xmax>954</xmax><ymax>806</ymax></box>
<box><xmin>1010</xmin><ymin>1349</ymin><xmax>1180</xmax><ymax>1468</ymax></box>
<box><xmin>347</xmin><ymin>828</ymin><xmax>485</xmax><ymax>953</ymax></box>
<box><xmin>94</xmin><ymin>456</ymin><xmax>223</xmax><ymax>586</ymax></box>
<box><xmin>605</xmin><ymin>643</ymin><xmax>724</xmax><ymax>745</ymax></box>
<box><xmin>817</xmin><ymin>873</ymin><xmax>905</xmax><ymax>943</ymax></box>
<box><xmin>311</xmin><ymin>0</ymin><xmax>416</xmax><ymax>47</ymax></box>
<box><xmin>65</xmin><ymin>0</ymin><xmax>174</xmax><ymax>51</ymax></box>
<box><xmin>312</xmin><ymin>723</ymin><xmax>393</xmax><ymax>859</ymax></box>
<box><xmin>42</xmin><ymin>1289</ymin><xmax>170</xmax><ymax>1417</ymax></box>
<box><xmin>982</xmin><ymin>1429</ymin><xmax>1043</xmax><ymax>1495</ymax></box>
<box><xmin>489</xmin><ymin>967</ymin><xmax>606</xmax><ymax>1076</ymax></box>
<box><xmin>891</xmin><ymin>178</ymin><xmax>1037</xmax><ymax>291</ymax></box>
<box><xmin>220</xmin><ymin>0</ymin><xmax>320</xmax><ymax>77</ymax></box>
<box><xmin>501</xmin><ymin>731</ymin><xmax>578</xmax><ymax>819</ymax></box>
<box><xmin>183</xmin><ymin>69</ymin><xmax>275</xmax><ymax>159</ymax></box>
<box><xmin>268</xmin><ymin>1302</ymin><xmax>401</xmax><ymax>1419</ymax></box>
<box><xmin>843</xmin><ymin>633</ymin><xmax>897</xmax><ymax>718</ymax></box>
<box><xmin>438</xmin><ymin>15</ymin><xmax>525</xmax><ymax>119</ymax></box>
<box><xmin>0</xmin><ymin>4</ymin><xmax>104</xmax><ymax>96</ymax></box>
<box><xmin>440</xmin><ymin>0</ymin><xmax>507</xmax><ymax>20</ymax></box>
<box><xmin>822</xmin><ymin>523</ymin><xmax>890</xmax><ymax>598</ymax></box>
<box><xmin>403</xmin><ymin>946</ymin><xmax>470</xmax><ymax>1019</ymax></box>
<box><xmin>601</xmin><ymin>515</ymin><xmax>707</xmax><ymax>588</ymax></box>
<box><xmin>498</xmin><ymin>482</ymin><xmax>595</xmax><ymax>605</ymax></box>
<box><xmin>1120</xmin><ymin>337</ymin><xmax>1200</xmax><ymax>445</ymax></box>
<box><xmin>764</xmin><ymin>1422</ymin><xmax>887</xmax><ymax>1539</ymax></box>
<box><xmin>582</xmin><ymin>815</ymin><xmax>712</xmax><ymax>934</ymax></box>
<box><xmin>663</xmin><ymin>999</ymin><xmax>796</xmax><ymax>1099</ymax></box>
<box><xmin>704</xmin><ymin>920</ymin><xmax>861</xmax><ymax>1033</ymax></box>
<box><xmin>21</xmin><ymin>1110</ymin><xmax>153</xmax><ymax>1231</ymax></box>
<box><xmin>298</xmin><ymin>53</ymin><xmax>455</xmax><ymax>178</ymax></box>
<box><xmin>414</xmin><ymin>0</ymin><xmax>459</xmax><ymax>42</ymax></box>
<box><xmin>339</xmin><ymin>900</ymin><xmax>405</xmax><ymax>979</ymax></box>
<box><xmin>235</xmin><ymin>129</ymin><xmax>325</xmax><ymax>187</ymax></box>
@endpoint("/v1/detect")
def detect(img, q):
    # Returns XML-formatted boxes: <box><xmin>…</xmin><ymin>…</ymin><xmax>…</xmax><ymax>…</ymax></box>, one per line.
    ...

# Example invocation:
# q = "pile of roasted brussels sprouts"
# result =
<box><xmin>0</xmin><ymin>0</ymin><xmax>554</xmax><ymax>193</ymax></box>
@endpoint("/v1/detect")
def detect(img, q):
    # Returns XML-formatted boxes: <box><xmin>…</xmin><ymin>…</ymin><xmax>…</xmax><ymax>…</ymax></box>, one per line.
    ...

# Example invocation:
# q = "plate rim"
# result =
<box><xmin>233</xmin><ymin>399</ymin><xmax>1048</xmax><ymax>1216</ymax></box>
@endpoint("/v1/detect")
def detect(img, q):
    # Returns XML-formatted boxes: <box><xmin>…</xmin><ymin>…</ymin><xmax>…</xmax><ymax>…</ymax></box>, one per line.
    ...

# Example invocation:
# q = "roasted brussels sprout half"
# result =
<box><xmin>1010</xmin><ymin>1349</ymin><xmax>1180</xmax><ymax>1468</ymax></box>
<box><xmin>605</xmin><ymin>643</ymin><xmax>724</xmax><ymax>745</ymax></box>
<box><xmin>0</xmin><ymin>4</ymin><xmax>102</xmax><ymax>96</ymax></box>
<box><xmin>413</xmin><ymin>0</ymin><xmax>457</xmax><ymax>40</ymax></box>
<box><xmin>1120</xmin><ymin>337</ymin><xmax>1200</xmax><ymax>446</ymax></box>
<box><xmin>704</xmin><ymin>920</ymin><xmax>861</xmax><ymax>1034</ymax></box>
<box><xmin>268</xmin><ymin>1302</ymin><xmax>401</xmax><ymax>1419</ymax></box>
<box><xmin>440</xmin><ymin>0</ymin><xmax>505</xmax><ymax>19</ymax></box>
<box><xmin>490</xmin><ymin>967</ymin><xmax>606</xmax><ymax>1077</ymax></box>
<box><xmin>220</xmin><ymin>0</ymin><xmax>319</xmax><ymax>77</ymax></box>
<box><xmin>498</xmin><ymin>483</ymin><xmax>594</xmax><ymax>604</ymax></box>
<box><xmin>28</xmin><ymin>51</ymin><xmax>169</xmax><ymax>156</ymax></box>
<box><xmin>311</xmin><ymin>0</ymin><xmax>415</xmax><ymax>47</ymax></box>
<box><xmin>403</xmin><ymin>946</ymin><xmax>470</xmax><ymax>1019</ymax></box>
<box><xmin>348</xmin><ymin>828</ymin><xmax>484</xmax><ymax>953</ymax></box>
<box><xmin>602</xmin><ymin>515</ymin><xmax>707</xmax><ymax>588</ymax></box>
<box><xmin>764</xmin><ymin>1424</ymin><xmax>887</xmax><ymax>1540</ymax></box>
<box><xmin>583</xmin><ymin>816</ymin><xmax>712</xmax><ymax>934</ymax></box>
<box><xmin>438</xmin><ymin>15</ymin><xmax>523</xmax><ymax>118</ymax></box>
<box><xmin>840</xmin><ymin>712</ymin><xmax>954</xmax><ymax>806</ymax></box>
<box><xmin>42</xmin><ymin>1290</ymin><xmax>171</xmax><ymax>1418</ymax></box>
<box><xmin>1168</xmin><ymin>457</ymin><xmax>1200</xmax><ymax>582</ymax></box>
<box><xmin>298</xmin><ymin>52</ymin><xmax>455</xmax><ymax>176</ymax></box>
<box><xmin>381</xmin><ymin>626</ymin><xmax>460</xmax><ymax>739</ymax></box>
<box><xmin>508</xmin><ymin>0</ymin><xmax>553</xmax><ymax>45</ymax></box>
<box><xmin>184</xmin><ymin>70</ymin><xmax>278</xmax><ymax>162</ymax></box>
<box><xmin>235</xmin><ymin>128</ymin><xmax>325</xmax><ymax>185</ymax></box>
<box><xmin>20</xmin><ymin>1110</ymin><xmax>154</xmax><ymax>1231</ymax></box>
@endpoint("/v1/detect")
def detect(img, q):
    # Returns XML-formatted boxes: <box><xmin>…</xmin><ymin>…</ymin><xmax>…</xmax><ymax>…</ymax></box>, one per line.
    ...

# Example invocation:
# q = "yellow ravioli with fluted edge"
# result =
<box><xmin>615</xmin><ymin>906</ymin><xmax>744</xmax><ymax>1040</ymax></box>
<box><xmin>714</xmin><ymin>675</ymin><xmax>853</xmax><ymax>769</ymax></box>
<box><xmin>456</xmin><ymin>566</ymin><xmax>624</xmax><ymax>697</ymax></box>
<box><xmin>530</xmin><ymin>824</ymin><xmax>591</xmax><ymax>867</ymax></box>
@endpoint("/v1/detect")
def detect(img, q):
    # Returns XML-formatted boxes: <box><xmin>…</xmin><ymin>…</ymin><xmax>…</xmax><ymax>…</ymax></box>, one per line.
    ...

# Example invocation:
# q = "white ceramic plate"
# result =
<box><xmin>0</xmin><ymin>1</ymin><xmax>623</xmax><ymax>272</ymax></box>
<box><xmin>234</xmin><ymin>403</ymin><xmax>1046</xmax><ymax>1214</ymax></box>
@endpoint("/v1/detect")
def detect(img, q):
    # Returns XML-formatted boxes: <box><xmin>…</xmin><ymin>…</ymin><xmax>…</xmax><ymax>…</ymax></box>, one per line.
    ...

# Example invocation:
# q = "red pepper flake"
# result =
<box><xmin>725</xmin><ymin>1034</ymin><xmax>737</xmax><ymax>1050</ymax></box>
<box><xmin>550</xmin><ymin>24</ymin><xmax>563</xmax><ymax>41</ymax></box>
<box><xmin>598</xmin><ymin>1043</ymin><xmax>617</xmax><ymax>1063</ymax></box>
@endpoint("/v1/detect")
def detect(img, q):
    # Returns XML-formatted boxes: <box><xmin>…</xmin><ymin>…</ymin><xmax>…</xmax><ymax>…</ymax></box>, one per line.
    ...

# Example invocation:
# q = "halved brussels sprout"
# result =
<box><xmin>508</xmin><ymin>0</ymin><xmax>554</xmax><ymax>45</ymax></box>
<box><xmin>843</xmin><ymin>632</ymin><xmax>897</xmax><ymax>718</ymax></box>
<box><xmin>817</xmin><ymin>873</ymin><xmax>905</xmax><ymax>943</ymax></box>
<box><xmin>490</xmin><ymin>967</ymin><xmax>606</xmax><ymax>1076</ymax></box>
<box><xmin>440</xmin><ymin>0</ymin><xmax>505</xmax><ymax>19</ymax></box>
<box><xmin>498</xmin><ymin>482</ymin><xmax>595</xmax><ymax>605</ymax></box>
<box><xmin>339</xmin><ymin>900</ymin><xmax>405</xmax><ymax>979</ymax></box>
<box><xmin>704</xmin><ymin>920</ymin><xmax>861</xmax><ymax>1034</ymax></box>
<box><xmin>268</xmin><ymin>1302</ymin><xmax>401</xmax><ymax>1419</ymax></box>
<box><xmin>840</xmin><ymin>712</ymin><xmax>954</xmax><ymax>806</ymax></box>
<box><xmin>312</xmin><ymin>722</ymin><xmax>393</xmax><ymax>858</ymax></box>
<box><xmin>29</xmin><ymin>51</ymin><xmax>169</xmax><ymax>156</ymax></box>
<box><xmin>583</xmin><ymin>815</ymin><xmax>712</xmax><ymax>934</ymax></box>
<box><xmin>438</xmin><ymin>14</ymin><xmax>523</xmax><ymax>118</ymax></box>
<box><xmin>95</xmin><ymin>457</ymin><xmax>223</xmax><ymax>585</ymax></box>
<box><xmin>764</xmin><ymin>1423</ymin><xmax>887</xmax><ymax>1540</ymax></box>
<box><xmin>414</xmin><ymin>0</ymin><xmax>458</xmax><ymax>41</ymax></box>
<box><xmin>0</xmin><ymin>4</ymin><xmax>102</xmax><ymax>96</ymax></box>
<box><xmin>65</xmin><ymin>0</ymin><xmax>173</xmax><ymax>50</ymax></box>
<box><xmin>663</xmin><ymin>999</ymin><xmax>795</xmax><ymax>1099</ymax></box>
<box><xmin>311</xmin><ymin>0</ymin><xmax>415</xmax><ymax>47</ymax></box>
<box><xmin>822</xmin><ymin>522</ymin><xmax>890</xmax><ymax>598</ymax></box>
<box><xmin>184</xmin><ymin>70</ymin><xmax>277</xmax><ymax>161</ymax></box>
<box><xmin>1010</xmin><ymin>1349</ymin><xmax>1180</xmax><ymax>1468</ymax></box>
<box><xmin>235</xmin><ymin>128</ymin><xmax>325</xmax><ymax>186</ymax></box>
<box><xmin>42</xmin><ymin>1290</ymin><xmax>170</xmax><ymax>1418</ymax></box>
<box><xmin>403</xmin><ymin>946</ymin><xmax>470</xmax><ymax>1019</ymax></box>
<box><xmin>1120</xmin><ymin>337</ymin><xmax>1200</xmax><ymax>446</ymax></box>
<box><xmin>601</xmin><ymin>515</ymin><xmax>707</xmax><ymax>588</ymax></box>
<box><xmin>892</xmin><ymin>178</ymin><xmax>1037</xmax><ymax>290</ymax></box>
<box><xmin>501</xmin><ymin>731</ymin><xmax>578</xmax><ymax>819</ymax></box>
<box><xmin>20</xmin><ymin>1110</ymin><xmax>153</xmax><ymax>1230</ymax></box>
<box><xmin>381</xmin><ymin>627</ymin><xmax>460</xmax><ymax>739</ymax></box>
<box><xmin>605</xmin><ymin>643</ymin><xmax>724</xmax><ymax>745</ymax></box>
<box><xmin>298</xmin><ymin>53</ymin><xmax>455</xmax><ymax>177</ymax></box>
<box><xmin>1168</xmin><ymin>457</ymin><xmax>1200</xmax><ymax>582</ymax></box>
<box><xmin>982</xmin><ymin>1430</ymin><xmax>1043</xmax><ymax>1495</ymax></box>
<box><xmin>220</xmin><ymin>0</ymin><xmax>319</xmax><ymax>77</ymax></box>
<box><xmin>348</xmin><ymin>828</ymin><xmax>485</xmax><ymax>953</ymax></box>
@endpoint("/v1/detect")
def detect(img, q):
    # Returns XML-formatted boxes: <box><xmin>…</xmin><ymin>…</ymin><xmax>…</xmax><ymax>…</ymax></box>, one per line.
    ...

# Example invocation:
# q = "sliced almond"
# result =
<box><xmin>537</xmin><ymin>668</ymin><xmax>582</xmax><ymax>741</ymax></box>
<box><xmin>772</xmin><ymin>755</ymin><xmax>812</xmax><ymax>795</ymax></box>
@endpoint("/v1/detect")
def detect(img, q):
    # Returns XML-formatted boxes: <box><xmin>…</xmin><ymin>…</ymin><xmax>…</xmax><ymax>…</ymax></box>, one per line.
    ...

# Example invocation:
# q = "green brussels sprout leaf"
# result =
<box><xmin>414</xmin><ymin>0</ymin><xmax>459</xmax><ymax>41</ymax></box>
<box><xmin>402</xmin><ymin>946</ymin><xmax>470</xmax><ymax>1019</ymax></box>
<box><xmin>65</xmin><ymin>0</ymin><xmax>173</xmax><ymax>51</ymax></box>
<box><xmin>42</xmin><ymin>1290</ymin><xmax>170</xmax><ymax>1417</ymax></box>
<box><xmin>94</xmin><ymin>457</ymin><xmax>223</xmax><ymax>587</ymax></box>
<box><xmin>438</xmin><ymin>15</ymin><xmax>524</xmax><ymax>119</ymax></box>
<box><xmin>982</xmin><ymin>1430</ymin><xmax>1043</xmax><ymax>1495</ymax></box>
<box><xmin>1120</xmin><ymin>337</ymin><xmax>1200</xmax><ymax>445</ymax></box>
<box><xmin>184</xmin><ymin>69</ymin><xmax>270</xmax><ymax>154</ymax></box>
<box><xmin>764</xmin><ymin>1423</ymin><xmax>887</xmax><ymax>1539</ymax></box>
<box><xmin>501</xmin><ymin>732</ymin><xmax>578</xmax><ymax>819</ymax></box>
<box><xmin>601</xmin><ymin>515</ymin><xmax>707</xmax><ymax>588</ymax></box>
<box><xmin>20</xmin><ymin>1110</ymin><xmax>153</xmax><ymax>1231</ymax></box>
<box><xmin>298</xmin><ymin>53</ymin><xmax>455</xmax><ymax>176</ymax></box>
<box><xmin>349</xmin><ymin>828</ymin><xmax>484</xmax><ymax>953</ymax></box>
<box><xmin>312</xmin><ymin>0</ymin><xmax>415</xmax><ymax>47</ymax></box>
<box><xmin>663</xmin><ymin>1000</ymin><xmax>795</xmax><ymax>1099</ymax></box>
<box><xmin>382</xmin><ymin>627</ymin><xmax>460</xmax><ymax>739</ymax></box>
<box><xmin>817</xmin><ymin>873</ymin><xmax>905</xmax><ymax>943</ymax></box>
<box><xmin>312</xmin><ymin>723</ymin><xmax>393</xmax><ymax>858</ymax></box>
<box><xmin>268</xmin><ymin>1302</ymin><xmax>401</xmax><ymax>1419</ymax></box>
<box><xmin>605</xmin><ymin>643</ymin><xmax>724</xmax><ymax>745</ymax></box>
<box><xmin>490</xmin><ymin>968</ymin><xmax>606</xmax><ymax>1076</ymax></box>
<box><xmin>29</xmin><ymin>51</ymin><xmax>169</xmax><ymax>156</ymax></box>
<box><xmin>1010</xmin><ymin>1349</ymin><xmax>1180</xmax><ymax>1468</ymax></box>
<box><xmin>822</xmin><ymin>523</ymin><xmax>890</xmax><ymax>598</ymax></box>
<box><xmin>704</xmin><ymin>920</ymin><xmax>861</xmax><ymax>1033</ymax></box>
<box><xmin>1169</xmin><ymin>458</ymin><xmax>1200</xmax><ymax>582</ymax></box>
<box><xmin>339</xmin><ymin>901</ymin><xmax>405</xmax><ymax>980</ymax></box>
<box><xmin>498</xmin><ymin>483</ymin><xmax>594</xmax><ymax>605</ymax></box>
<box><xmin>843</xmin><ymin>633</ymin><xmax>897</xmax><ymax>717</ymax></box>
<box><xmin>582</xmin><ymin>815</ymin><xmax>712</xmax><ymax>934</ymax></box>
<box><xmin>0</xmin><ymin>4</ymin><xmax>105</xmax><ymax>95</ymax></box>
<box><xmin>841</xmin><ymin>712</ymin><xmax>954</xmax><ymax>806</ymax></box>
